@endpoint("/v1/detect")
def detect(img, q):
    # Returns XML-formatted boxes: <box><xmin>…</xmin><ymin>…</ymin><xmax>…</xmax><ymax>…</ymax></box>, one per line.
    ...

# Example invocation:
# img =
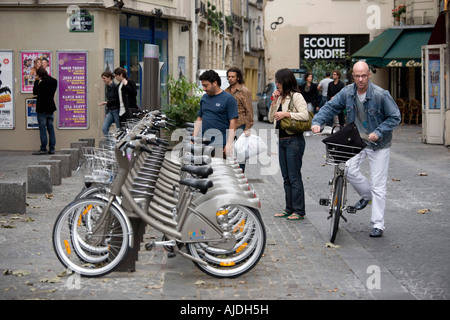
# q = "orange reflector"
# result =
<box><xmin>233</xmin><ymin>219</ymin><xmax>245</xmax><ymax>233</ymax></box>
<box><xmin>220</xmin><ymin>261</ymin><xmax>235</xmax><ymax>267</ymax></box>
<box><xmin>64</xmin><ymin>240</ymin><xmax>71</xmax><ymax>255</ymax></box>
<box><xmin>83</xmin><ymin>205</ymin><xmax>93</xmax><ymax>215</ymax></box>
<box><xmin>216</xmin><ymin>209</ymin><xmax>228</xmax><ymax>216</ymax></box>
<box><xmin>236</xmin><ymin>242</ymin><xmax>248</xmax><ymax>253</ymax></box>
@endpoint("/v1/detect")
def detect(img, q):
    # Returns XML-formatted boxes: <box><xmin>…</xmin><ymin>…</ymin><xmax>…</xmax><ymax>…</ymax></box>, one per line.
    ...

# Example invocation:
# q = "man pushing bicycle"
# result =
<box><xmin>311</xmin><ymin>61</ymin><xmax>401</xmax><ymax>238</ymax></box>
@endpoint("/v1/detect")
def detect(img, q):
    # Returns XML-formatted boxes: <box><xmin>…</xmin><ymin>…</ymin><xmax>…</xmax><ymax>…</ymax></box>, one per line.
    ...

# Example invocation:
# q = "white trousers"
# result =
<box><xmin>346</xmin><ymin>147</ymin><xmax>391</xmax><ymax>230</ymax></box>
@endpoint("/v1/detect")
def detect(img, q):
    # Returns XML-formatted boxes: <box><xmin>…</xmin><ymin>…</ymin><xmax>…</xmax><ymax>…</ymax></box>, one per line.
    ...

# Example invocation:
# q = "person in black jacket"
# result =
<box><xmin>32</xmin><ymin>67</ymin><xmax>57</xmax><ymax>155</ymax></box>
<box><xmin>327</xmin><ymin>70</ymin><xmax>346</xmax><ymax>126</ymax></box>
<box><xmin>113</xmin><ymin>67</ymin><xmax>138</xmax><ymax>125</ymax></box>
<box><xmin>299</xmin><ymin>72</ymin><xmax>319</xmax><ymax>113</ymax></box>
<box><xmin>98</xmin><ymin>71</ymin><xmax>120</xmax><ymax>135</ymax></box>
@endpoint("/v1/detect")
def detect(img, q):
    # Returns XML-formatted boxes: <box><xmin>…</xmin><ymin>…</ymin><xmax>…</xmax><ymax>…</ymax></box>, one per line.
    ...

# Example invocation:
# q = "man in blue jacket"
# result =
<box><xmin>32</xmin><ymin>67</ymin><xmax>57</xmax><ymax>155</ymax></box>
<box><xmin>311</xmin><ymin>61</ymin><xmax>401</xmax><ymax>237</ymax></box>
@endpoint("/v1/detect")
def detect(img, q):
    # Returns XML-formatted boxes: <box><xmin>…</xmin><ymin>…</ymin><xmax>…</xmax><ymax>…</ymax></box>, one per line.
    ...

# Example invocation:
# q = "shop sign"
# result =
<box><xmin>300</xmin><ymin>34</ymin><xmax>369</xmax><ymax>65</ymax></box>
<box><xmin>386</xmin><ymin>60</ymin><xmax>422</xmax><ymax>67</ymax></box>
<box><xmin>68</xmin><ymin>9</ymin><xmax>94</xmax><ymax>33</ymax></box>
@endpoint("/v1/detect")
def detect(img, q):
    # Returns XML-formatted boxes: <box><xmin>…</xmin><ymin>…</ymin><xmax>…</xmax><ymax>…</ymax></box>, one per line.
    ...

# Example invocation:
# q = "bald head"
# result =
<box><xmin>352</xmin><ymin>61</ymin><xmax>371</xmax><ymax>93</ymax></box>
<box><xmin>353</xmin><ymin>61</ymin><xmax>370</xmax><ymax>74</ymax></box>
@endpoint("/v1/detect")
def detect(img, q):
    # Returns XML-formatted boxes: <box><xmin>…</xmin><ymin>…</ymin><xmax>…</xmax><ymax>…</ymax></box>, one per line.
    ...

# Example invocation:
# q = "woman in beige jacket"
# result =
<box><xmin>268</xmin><ymin>68</ymin><xmax>309</xmax><ymax>220</ymax></box>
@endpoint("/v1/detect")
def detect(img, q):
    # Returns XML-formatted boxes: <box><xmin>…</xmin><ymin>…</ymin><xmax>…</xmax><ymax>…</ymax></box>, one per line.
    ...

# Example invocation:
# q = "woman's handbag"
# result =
<box><xmin>322</xmin><ymin>122</ymin><xmax>367</xmax><ymax>162</ymax></box>
<box><xmin>280</xmin><ymin>94</ymin><xmax>313</xmax><ymax>133</ymax></box>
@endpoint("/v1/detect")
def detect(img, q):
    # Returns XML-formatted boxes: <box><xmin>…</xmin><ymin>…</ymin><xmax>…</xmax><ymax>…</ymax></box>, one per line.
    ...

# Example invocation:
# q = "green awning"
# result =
<box><xmin>352</xmin><ymin>28</ymin><xmax>432</xmax><ymax>67</ymax></box>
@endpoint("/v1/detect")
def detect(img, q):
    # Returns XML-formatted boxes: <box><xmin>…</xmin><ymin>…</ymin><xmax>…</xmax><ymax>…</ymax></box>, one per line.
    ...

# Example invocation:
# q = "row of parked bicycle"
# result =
<box><xmin>52</xmin><ymin>110</ymin><xmax>266</xmax><ymax>278</ymax></box>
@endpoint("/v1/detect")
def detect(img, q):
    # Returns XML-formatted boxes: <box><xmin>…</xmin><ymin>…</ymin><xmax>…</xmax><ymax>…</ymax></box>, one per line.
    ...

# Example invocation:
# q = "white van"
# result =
<box><xmin>197</xmin><ymin>69</ymin><xmax>230</xmax><ymax>91</ymax></box>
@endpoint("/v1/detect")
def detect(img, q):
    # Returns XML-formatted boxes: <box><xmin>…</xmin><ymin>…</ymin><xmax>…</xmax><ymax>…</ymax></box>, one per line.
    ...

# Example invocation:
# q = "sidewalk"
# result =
<box><xmin>0</xmin><ymin>123</ymin><xmax>449</xmax><ymax>301</ymax></box>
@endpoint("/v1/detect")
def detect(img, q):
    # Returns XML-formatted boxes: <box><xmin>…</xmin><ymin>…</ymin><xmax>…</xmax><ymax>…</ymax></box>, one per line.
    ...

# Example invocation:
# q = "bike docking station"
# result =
<box><xmin>52</xmin><ymin>45</ymin><xmax>266</xmax><ymax>278</ymax></box>
<box><xmin>52</xmin><ymin>113</ymin><xmax>266</xmax><ymax>278</ymax></box>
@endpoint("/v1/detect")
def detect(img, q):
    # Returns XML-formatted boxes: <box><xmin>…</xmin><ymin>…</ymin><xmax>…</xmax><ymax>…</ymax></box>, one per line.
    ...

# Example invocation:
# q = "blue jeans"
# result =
<box><xmin>37</xmin><ymin>113</ymin><xmax>56</xmax><ymax>152</ymax></box>
<box><xmin>102</xmin><ymin>109</ymin><xmax>120</xmax><ymax>135</ymax></box>
<box><xmin>278</xmin><ymin>135</ymin><xmax>306</xmax><ymax>216</ymax></box>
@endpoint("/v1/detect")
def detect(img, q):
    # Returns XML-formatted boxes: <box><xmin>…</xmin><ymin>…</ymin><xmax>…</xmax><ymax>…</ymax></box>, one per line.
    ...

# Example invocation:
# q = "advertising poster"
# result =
<box><xmin>428</xmin><ymin>50</ymin><xmax>440</xmax><ymax>110</ymax></box>
<box><xmin>21</xmin><ymin>51</ymin><xmax>52</xmax><ymax>93</ymax></box>
<box><xmin>26</xmin><ymin>98</ymin><xmax>38</xmax><ymax>129</ymax></box>
<box><xmin>57</xmin><ymin>51</ymin><xmax>88</xmax><ymax>128</ymax></box>
<box><xmin>0</xmin><ymin>50</ymin><xmax>14</xmax><ymax>129</ymax></box>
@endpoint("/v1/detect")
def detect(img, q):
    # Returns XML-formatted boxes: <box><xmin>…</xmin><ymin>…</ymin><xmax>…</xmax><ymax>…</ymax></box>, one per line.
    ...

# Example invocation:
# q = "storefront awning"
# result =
<box><xmin>352</xmin><ymin>27</ymin><xmax>432</xmax><ymax>67</ymax></box>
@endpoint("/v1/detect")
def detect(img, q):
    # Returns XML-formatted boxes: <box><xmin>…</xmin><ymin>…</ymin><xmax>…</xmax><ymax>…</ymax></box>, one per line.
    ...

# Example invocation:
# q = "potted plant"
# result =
<box><xmin>162</xmin><ymin>74</ymin><xmax>202</xmax><ymax>131</ymax></box>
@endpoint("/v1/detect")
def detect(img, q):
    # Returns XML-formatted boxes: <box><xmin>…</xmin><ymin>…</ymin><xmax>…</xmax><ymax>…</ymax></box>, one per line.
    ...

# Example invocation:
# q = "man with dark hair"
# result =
<box><xmin>225</xmin><ymin>67</ymin><xmax>253</xmax><ymax>171</ymax></box>
<box><xmin>32</xmin><ymin>67</ymin><xmax>57</xmax><ymax>155</ymax></box>
<box><xmin>99</xmin><ymin>71</ymin><xmax>120</xmax><ymax>135</ymax></box>
<box><xmin>327</xmin><ymin>69</ymin><xmax>346</xmax><ymax>126</ymax></box>
<box><xmin>113</xmin><ymin>67</ymin><xmax>138</xmax><ymax>124</ymax></box>
<box><xmin>194</xmin><ymin>70</ymin><xmax>238</xmax><ymax>158</ymax></box>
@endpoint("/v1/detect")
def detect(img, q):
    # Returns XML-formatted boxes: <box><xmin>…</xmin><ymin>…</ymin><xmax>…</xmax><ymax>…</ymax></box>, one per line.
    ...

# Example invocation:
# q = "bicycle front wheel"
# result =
<box><xmin>187</xmin><ymin>205</ymin><xmax>266</xmax><ymax>278</ymax></box>
<box><xmin>52</xmin><ymin>198</ymin><xmax>130</xmax><ymax>277</ymax></box>
<box><xmin>329</xmin><ymin>176</ymin><xmax>343</xmax><ymax>243</ymax></box>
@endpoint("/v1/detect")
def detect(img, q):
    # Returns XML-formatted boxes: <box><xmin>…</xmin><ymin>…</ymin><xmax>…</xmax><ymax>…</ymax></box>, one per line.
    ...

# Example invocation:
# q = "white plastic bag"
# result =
<box><xmin>234</xmin><ymin>133</ymin><xmax>268</xmax><ymax>162</ymax></box>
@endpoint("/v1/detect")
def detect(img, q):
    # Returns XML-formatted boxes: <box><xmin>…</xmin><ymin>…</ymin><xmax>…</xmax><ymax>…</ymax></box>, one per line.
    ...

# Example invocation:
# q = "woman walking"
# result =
<box><xmin>268</xmin><ymin>68</ymin><xmax>309</xmax><ymax>220</ymax></box>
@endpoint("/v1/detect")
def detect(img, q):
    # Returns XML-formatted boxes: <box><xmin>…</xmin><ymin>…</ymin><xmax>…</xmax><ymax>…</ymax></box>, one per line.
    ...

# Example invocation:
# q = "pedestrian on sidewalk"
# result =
<box><xmin>317</xmin><ymin>72</ymin><xmax>332</xmax><ymax>112</ymax></box>
<box><xmin>32</xmin><ymin>67</ymin><xmax>57</xmax><ymax>155</ymax></box>
<box><xmin>225</xmin><ymin>67</ymin><xmax>254</xmax><ymax>172</ymax></box>
<box><xmin>327</xmin><ymin>69</ymin><xmax>346</xmax><ymax>127</ymax></box>
<box><xmin>269</xmin><ymin>68</ymin><xmax>309</xmax><ymax>221</ymax></box>
<box><xmin>193</xmin><ymin>70</ymin><xmax>238</xmax><ymax>159</ymax></box>
<box><xmin>311</xmin><ymin>61</ymin><xmax>401</xmax><ymax>237</ymax></box>
<box><xmin>113</xmin><ymin>67</ymin><xmax>138</xmax><ymax>126</ymax></box>
<box><xmin>98</xmin><ymin>71</ymin><xmax>120</xmax><ymax>136</ymax></box>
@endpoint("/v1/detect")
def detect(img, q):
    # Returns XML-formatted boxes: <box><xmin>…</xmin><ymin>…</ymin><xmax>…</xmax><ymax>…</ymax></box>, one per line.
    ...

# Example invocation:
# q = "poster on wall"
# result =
<box><xmin>104</xmin><ymin>48</ymin><xmax>114</xmax><ymax>72</ymax></box>
<box><xmin>428</xmin><ymin>49</ymin><xmax>440</xmax><ymax>110</ymax></box>
<box><xmin>57</xmin><ymin>51</ymin><xmax>88</xmax><ymax>129</ymax></box>
<box><xmin>0</xmin><ymin>50</ymin><xmax>14</xmax><ymax>129</ymax></box>
<box><xmin>26</xmin><ymin>98</ymin><xmax>38</xmax><ymax>129</ymax></box>
<box><xmin>21</xmin><ymin>51</ymin><xmax>52</xmax><ymax>93</ymax></box>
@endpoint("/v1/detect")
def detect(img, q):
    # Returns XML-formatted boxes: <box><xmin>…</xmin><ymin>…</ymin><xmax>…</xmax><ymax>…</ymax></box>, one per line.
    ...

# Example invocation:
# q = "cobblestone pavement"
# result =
<box><xmin>1</xmin><ymin>116</ymin><xmax>449</xmax><ymax>301</ymax></box>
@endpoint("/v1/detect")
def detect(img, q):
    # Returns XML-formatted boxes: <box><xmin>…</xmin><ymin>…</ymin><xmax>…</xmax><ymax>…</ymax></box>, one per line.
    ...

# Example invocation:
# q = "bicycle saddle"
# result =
<box><xmin>181</xmin><ymin>165</ymin><xmax>213</xmax><ymax>178</ymax></box>
<box><xmin>181</xmin><ymin>155</ymin><xmax>212</xmax><ymax>165</ymax></box>
<box><xmin>179</xmin><ymin>178</ymin><xmax>213</xmax><ymax>194</ymax></box>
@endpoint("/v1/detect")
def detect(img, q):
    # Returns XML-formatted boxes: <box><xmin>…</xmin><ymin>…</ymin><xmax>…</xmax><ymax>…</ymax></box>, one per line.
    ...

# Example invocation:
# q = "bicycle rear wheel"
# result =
<box><xmin>187</xmin><ymin>205</ymin><xmax>266</xmax><ymax>278</ymax></box>
<box><xmin>52</xmin><ymin>198</ymin><xmax>130</xmax><ymax>277</ymax></box>
<box><xmin>329</xmin><ymin>176</ymin><xmax>343</xmax><ymax>243</ymax></box>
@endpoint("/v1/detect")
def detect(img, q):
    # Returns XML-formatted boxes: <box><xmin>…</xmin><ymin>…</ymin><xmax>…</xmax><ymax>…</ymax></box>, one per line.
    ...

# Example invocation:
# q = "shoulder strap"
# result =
<box><xmin>287</xmin><ymin>93</ymin><xmax>294</xmax><ymax>112</ymax></box>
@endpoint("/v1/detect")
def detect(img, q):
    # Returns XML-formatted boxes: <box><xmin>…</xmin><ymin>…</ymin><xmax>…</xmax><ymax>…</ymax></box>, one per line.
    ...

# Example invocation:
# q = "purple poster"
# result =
<box><xmin>58</xmin><ymin>51</ymin><xmax>87</xmax><ymax>128</ymax></box>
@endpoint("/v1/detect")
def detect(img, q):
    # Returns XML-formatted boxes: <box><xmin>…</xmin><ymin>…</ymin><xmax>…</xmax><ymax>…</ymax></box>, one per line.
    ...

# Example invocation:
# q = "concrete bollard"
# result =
<box><xmin>27</xmin><ymin>165</ymin><xmax>52</xmax><ymax>194</ymax></box>
<box><xmin>39</xmin><ymin>160</ymin><xmax>62</xmax><ymax>186</ymax></box>
<box><xmin>60</xmin><ymin>148</ymin><xmax>79</xmax><ymax>171</ymax></box>
<box><xmin>50</xmin><ymin>154</ymin><xmax>71</xmax><ymax>178</ymax></box>
<box><xmin>79</xmin><ymin>138</ymin><xmax>95</xmax><ymax>147</ymax></box>
<box><xmin>0</xmin><ymin>181</ymin><xmax>27</xmax><ymax>214</ymax></box>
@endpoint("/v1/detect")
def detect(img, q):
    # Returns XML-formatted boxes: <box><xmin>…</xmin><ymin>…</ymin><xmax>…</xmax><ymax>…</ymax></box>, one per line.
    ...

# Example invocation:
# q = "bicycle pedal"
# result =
<box><xmin>167</xmin><ymin>252</ymin><xmax>176</xmax><ymax>259</ymax></box>
<box><xmin>145</xmin><ymin>242</ymin><xmax>155</xmax><ymax>251</ymax></box>
<box><xmin>346</xmin><ymin>206</ymin><xmax>357</xmax><ymax>214</ymax></box>
<box><xmin>319</xmin><ymin>198</ymin><xmax>329</xmax><ymax>206</ymax></box>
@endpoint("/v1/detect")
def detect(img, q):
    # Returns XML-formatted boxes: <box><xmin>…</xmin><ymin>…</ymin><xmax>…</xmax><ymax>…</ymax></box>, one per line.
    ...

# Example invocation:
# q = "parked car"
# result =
<box><xmin>256</xmin><ymin>82</ymin><xmax>276</xmax><ymax>122</ymax></box>
<box><xmin>291</xmin><ymin>68</ymin><xmax>307</xmax><ymax>86</ymax></box>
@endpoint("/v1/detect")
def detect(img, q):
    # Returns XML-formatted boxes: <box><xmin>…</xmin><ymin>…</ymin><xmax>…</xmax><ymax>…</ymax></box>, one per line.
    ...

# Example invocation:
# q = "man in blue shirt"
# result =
<box><xmin>193</xmin><ymin>70</ymin><xmax>238</xmax><ymax>158</ymax></box>
<box><xmin>312</xmin><ymin>61</ymin><xmax>401</xmax><ymax>238</ymax></box>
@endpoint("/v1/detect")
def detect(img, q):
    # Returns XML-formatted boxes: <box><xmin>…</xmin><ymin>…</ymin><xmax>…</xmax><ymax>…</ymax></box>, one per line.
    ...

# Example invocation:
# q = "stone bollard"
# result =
<box><xmin>39</xmin><ymin>160</ymin><xmax>62</xmax><ymax>186</ymax></box>
<box><xmin>50</xmin><ymin>154</ymin><xmax>71</xmax><ymax>178</ymax></box>
<box><xmin>60</xmin><ymin>148</ymin><xmax>79</xmax><ymax>171</ymax></box>
<box><xmin>0</xmin><ymin>181</ymin><xmax>27</xmax><ymax>214</ymax></box>
<box><xmin>70</xmin><ymin>141</ymin><xmax>89</xmax><ymax>159</ymax></box>
<box><xmin>27</xmin><ymin>165</ymin><xmax>52</xmax><ymax>194</ymax></box>
<box><xmin>79</xmin><ymin>138</ymin><xmax>95</xmax><ymax>147</ymax></box>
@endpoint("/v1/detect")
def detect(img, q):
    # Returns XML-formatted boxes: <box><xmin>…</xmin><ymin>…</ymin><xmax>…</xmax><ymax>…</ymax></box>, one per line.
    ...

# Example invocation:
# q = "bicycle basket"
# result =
<box><xmin>82</xmin><ymin>147</ymin><xmax>118</xmax><ymax>184</ymax></box>
<box><xmin>322</xmin><ymin>123</ymin><xmax>367</xmax><ymax>164</ymax></box>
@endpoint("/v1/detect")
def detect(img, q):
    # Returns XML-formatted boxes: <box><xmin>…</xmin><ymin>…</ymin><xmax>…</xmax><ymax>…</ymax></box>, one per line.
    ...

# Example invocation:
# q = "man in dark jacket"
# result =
<box><xmin>113</xmin><ymin>67</ymin><xmax>138</xmax><ymax>125</ymax></box>
<box><xmin>32</xmin><ymin>67</ymin><xmax>57</xmax><ymax>155</ymax></box>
